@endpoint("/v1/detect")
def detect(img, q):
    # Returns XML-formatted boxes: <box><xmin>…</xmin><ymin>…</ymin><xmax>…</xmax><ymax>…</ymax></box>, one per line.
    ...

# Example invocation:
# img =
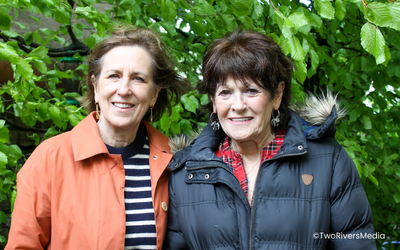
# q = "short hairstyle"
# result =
<box><xmin>198</xmin><ymin>30</ymin><xmax>294</xmax><ymax>133</ymax></box>
<box><xmin>83</xmin><ymin>26</ymin><xmax>191</xmax><ymax>121</ymax></box>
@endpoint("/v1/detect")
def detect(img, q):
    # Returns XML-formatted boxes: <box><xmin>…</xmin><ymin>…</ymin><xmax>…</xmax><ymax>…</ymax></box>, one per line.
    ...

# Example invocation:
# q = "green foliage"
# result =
<box><xmin>0</xmin><ymin>0</ymin><xmax>400</xmax><ymax>248</ymax></box>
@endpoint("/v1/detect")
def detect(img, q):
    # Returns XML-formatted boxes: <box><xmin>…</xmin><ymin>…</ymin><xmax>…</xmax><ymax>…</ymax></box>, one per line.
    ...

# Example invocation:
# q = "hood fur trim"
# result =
<box><xmin>168</xmin><ymin>130</ymin><xmax>201</xmax><ymax>154</ymax></box>
<box><xmin>168</xmin><ymin>91</ymin><xmax>346</xmax><ymax>154</ymax></box>
<box><xmin>292</xmin><ymin>90</ymin><xmax>346</xmax><ymax>125</ymax></box>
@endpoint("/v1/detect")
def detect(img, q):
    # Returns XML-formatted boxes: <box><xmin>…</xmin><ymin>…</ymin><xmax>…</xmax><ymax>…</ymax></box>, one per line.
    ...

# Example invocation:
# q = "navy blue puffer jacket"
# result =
<box><xmin>164</xmin><ymin>104</ymin><xmax>376</xmax><ymax>250</ymax></box>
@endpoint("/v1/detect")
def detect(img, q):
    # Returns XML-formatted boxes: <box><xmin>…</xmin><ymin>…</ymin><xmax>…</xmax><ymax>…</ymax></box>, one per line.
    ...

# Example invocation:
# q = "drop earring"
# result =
<box><xmin>150</xmin><ymin>106</ymin><xmax>153</xmax><ymax>123</ymax></box>
<box><xmin>271</xmin><ymin>109</ymin><xmax>280</xmax><ymax>127</ymax></box>
<box><xmin>96</xmin><ymin>102</ymin><xmax>100</xmax><ymax>120</ymax></box>
<box><xmin>210</xmin><ymin>112</ymin><xmax>220</xmax><ymax>130</ymax></box>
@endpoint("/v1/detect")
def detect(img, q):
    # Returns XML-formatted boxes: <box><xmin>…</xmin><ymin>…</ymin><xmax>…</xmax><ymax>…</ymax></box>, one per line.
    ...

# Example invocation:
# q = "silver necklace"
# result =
<box><xmin>245</xmin><ymin>155</ymin><xmax>260</xmax><ymax>181</ymax></box>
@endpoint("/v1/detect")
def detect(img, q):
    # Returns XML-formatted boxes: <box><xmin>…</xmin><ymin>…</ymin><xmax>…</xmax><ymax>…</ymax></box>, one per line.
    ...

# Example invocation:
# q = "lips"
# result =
<box><xmin>112</xmin><ymin>102</ymin><xmax>134</xmax><ymax>108</ymax></box>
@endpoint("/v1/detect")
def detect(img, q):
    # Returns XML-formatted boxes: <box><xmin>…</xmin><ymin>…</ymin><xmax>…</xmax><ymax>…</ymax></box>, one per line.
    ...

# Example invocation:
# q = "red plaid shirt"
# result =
<box><xmin>216</xmin><ymin>130</ymin><xmax>286</xmax><ymax>196</ymax></box>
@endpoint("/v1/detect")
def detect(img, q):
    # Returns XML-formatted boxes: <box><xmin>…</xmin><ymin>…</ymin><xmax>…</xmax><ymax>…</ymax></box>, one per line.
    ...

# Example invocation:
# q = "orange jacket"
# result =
<box><xmin>6</xmin><ymin>112</ymin><xmax>172</xmax><ymax>250</ymax></box>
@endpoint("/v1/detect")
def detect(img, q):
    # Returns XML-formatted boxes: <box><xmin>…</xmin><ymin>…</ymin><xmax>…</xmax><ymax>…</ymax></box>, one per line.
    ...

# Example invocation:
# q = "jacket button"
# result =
<box><xmin>153</xmin><ymin>155</ymin><xmax>158</xmax><ymax>160</ymax></box>
<box><xmin>204</xmin><ymin>174</ymin><xmax>210</xmax><ymax>180</ymax></box>
<box><xmin>188</xmin><ymin>174</ymin><xmax>193</xmax><ymax>179</ymax></box>
<box><xmin>162</xmin><ymin>201</ymin><xmax>168</xmax><ymax>212</ymax></box>
<box><xmin>298</xmin><ymin>145</ymin><xmax>303</xmax><ymax>150</ymax></box>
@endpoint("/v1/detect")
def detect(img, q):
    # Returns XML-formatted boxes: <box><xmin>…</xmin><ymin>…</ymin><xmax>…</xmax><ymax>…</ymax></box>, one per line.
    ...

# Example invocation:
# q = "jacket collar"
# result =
<box><xmin>71</xmin><ymin>112</ymin><xmax>108</xmax><ymax>161</ymax></box>
<box><xmin>71</xmin><ymin>112</ymin><xmax>172</xmax><ymax>161</ymax></box>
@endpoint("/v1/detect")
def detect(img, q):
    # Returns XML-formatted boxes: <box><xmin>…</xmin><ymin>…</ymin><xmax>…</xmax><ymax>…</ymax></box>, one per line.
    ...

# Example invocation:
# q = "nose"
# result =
<box><xmin>116</xmin><ymin>77</ymin><xmax>131</xmax><ymax>96</ymax></box>
<box><xmin>231</xmin><ymin>93</ymin><xmax>246</xmax><ymax>112</ymax></box>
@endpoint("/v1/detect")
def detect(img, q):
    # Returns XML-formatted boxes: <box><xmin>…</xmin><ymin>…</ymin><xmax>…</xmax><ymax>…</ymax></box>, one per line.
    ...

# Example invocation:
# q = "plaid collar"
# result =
<box><xmin>216</xmin><ymin>129</ymin><xmax>286</xmax><ymax>197</ymax></box>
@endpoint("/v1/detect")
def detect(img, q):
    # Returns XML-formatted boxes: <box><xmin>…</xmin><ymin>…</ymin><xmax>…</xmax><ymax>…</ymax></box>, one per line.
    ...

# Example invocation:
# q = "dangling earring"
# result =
<box><xmin>150</xmin><ymin>106</ymin><xmax>153</xmax><ymax>123</ymax></box>
<box><xmin>96</xmin><ymin>102</ymin><xmax>100</xmax><ymax>120</ymax></box>
<box><xmin>210</xmin><ymin>112</ymin><xmax>220</xmax><ymax>130</ymax></box>
<box><xmin>271</xmin><ymin>109</ymin><xmax>280</xmax><ymax>127</ymax></box>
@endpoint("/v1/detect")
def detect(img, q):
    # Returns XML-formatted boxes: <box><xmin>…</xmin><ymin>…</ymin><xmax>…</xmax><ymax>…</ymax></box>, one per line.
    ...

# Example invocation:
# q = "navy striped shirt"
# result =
<box><xmin>106</xmin><ymin>125</ymin><xmax>157</xmax><ymax>250</ymax></box>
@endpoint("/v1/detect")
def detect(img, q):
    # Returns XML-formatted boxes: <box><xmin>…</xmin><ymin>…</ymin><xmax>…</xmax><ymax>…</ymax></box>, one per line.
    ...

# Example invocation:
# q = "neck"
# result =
<box><xmin>229</xmin><ymin>127</ymin><xmax>274</xmax><ymax>159</ymax></box>
<box><xmin>97</xmin><ymin>118</ymin><xmax>140</xmax><ymax>148</ymax></box>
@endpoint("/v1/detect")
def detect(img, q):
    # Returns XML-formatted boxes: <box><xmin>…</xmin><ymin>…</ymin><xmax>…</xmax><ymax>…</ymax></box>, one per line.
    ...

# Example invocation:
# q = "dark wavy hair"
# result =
<box><xmin>83</xmin><ymin>26</ymin><xmax>191</xmax><ymax>121</ymax></box>
<box><xmin>198</xmin><ymin>29</ymin><xmax>294</xmax><ymax>134</ymax></box>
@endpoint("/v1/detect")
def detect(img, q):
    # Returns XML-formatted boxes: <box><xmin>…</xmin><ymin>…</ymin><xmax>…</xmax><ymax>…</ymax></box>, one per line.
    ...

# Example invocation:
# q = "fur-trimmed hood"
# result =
<box><xmin>168</xmin><ymin>91</ymin><xmax>346</xmax><ymax>154</ymax></box>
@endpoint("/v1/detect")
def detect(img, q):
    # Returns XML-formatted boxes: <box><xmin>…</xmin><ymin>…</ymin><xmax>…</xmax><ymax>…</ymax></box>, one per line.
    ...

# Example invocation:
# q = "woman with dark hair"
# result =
<box><xmin>6</xmin><ymin>27</ymin><xmax>190</xmax><ymax>250</ymax></box>
<box><xmin>164</xmin><ymin>30</ymin><xmax>376</xmax><ymax>249</ymax></box>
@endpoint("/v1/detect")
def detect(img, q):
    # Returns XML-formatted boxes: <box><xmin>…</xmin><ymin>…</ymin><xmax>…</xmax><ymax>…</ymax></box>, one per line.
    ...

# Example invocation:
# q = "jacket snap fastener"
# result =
<box><xmin>153</xmin><ymin>155</ymin><xmax>158</xmax><ymax>160</ymax></box>
<box><xmin>188</xmin><ymin>174</ymin><xmax>193</xmax><ymax>179</ymax></box>
<box><xmin>162</xmin><ymin>201</ymin><xmax>168</xmax><ymax>212</ymax></box>
<box><xmin>298</xmin><ymin>145</ymin><xmax>303</xmax><ymax>150</ymax></box>
<box><xmin>204</xmin><ymin>174</ymin><xmax>210</xmax><ymax>180</ymax></box>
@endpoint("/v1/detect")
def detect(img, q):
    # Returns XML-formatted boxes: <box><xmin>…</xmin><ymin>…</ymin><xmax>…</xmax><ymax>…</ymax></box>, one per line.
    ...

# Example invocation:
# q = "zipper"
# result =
<box><xmin>248</xmin><ymin>149</ymin><xmax>307</xmax><ymax>250</ymax></box>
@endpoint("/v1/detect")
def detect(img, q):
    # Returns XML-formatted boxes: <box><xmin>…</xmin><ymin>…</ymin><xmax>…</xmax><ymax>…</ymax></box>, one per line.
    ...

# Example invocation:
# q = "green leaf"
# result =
<box><xmin>231</xmin><ymin>0</ymin><xmax>252</xmax><ymax>16</ymax></box>
<box><xmin>171</xmin><ymin>103</ymin><xmax>183</xmax><ymax>122</ymax></box>
<box><xmin>190</xmin><ymin>21</ymin><xmax>206</xmax><ymax>36</ymax></box>
<box><xmin>310</xmin><ymin>49</ymin><xmax>319</xmax><ymax>70</ymax></box>
<box><xmin>368</xmin><ymin>174</ymin><xmax>379</xmax><ymax>187</ymax></box>
<box><xmin>179</xmin><ymin>119</ymin><xmax>193</xmax><ymax>134</ymax></box>
<box><xmin>362</xmin><ymin>115</ymin><xmax>372</xmax><ymax>130</ymax></box>
<box><xmin>376</xmin><ymin>45</ymin><xmax>391</xmax><ymax>66</ymax></box>
<box><xmin>253</xmin><ymin>0</ymin><xmax>263</xmax><ymax>19</ymax></box>
<box><xmin>44</xmin><ymin>126</ymin><xmax>59</xmax><ymax>140</ymax></box>
<box><xmin>389</xmin><ymin>153</ymin><xmax>399</xmax><ymax>161</ymax></box>
<box><xmin>33</xmin><ymin>59</ymin><xmax>48</xmax><ymax>74</ymax></box>
<box><xmin>0</xmin><ymin>44</ymin><xmax>20</xmax><ymax>64</ymax></box>
<box><xmin>161</xmin><ymin>0</ymin><xmax>177</xmax><ymax>22</ymax></box>
<box><xmin>389</xmin><ymin>2</ymin><xmax>400</xmax><ymax>31</ymax></box>
<box><xmin>238</xmin><ymin>16</ymin><xmax>254</xmax><ymax>29</ymax></box>
<box><xmin>362</xmin><ymin>2</ymin><xmax>392</xmax><ymax>27</ymax></box>
<box><xmin>3</xmin><ymin>144</ymin><xmax>22</xmax><ymax>166</ymax></box>
<box><xmin>1</xmin><ymin>30</ymin><xmax>20</xmax><ymax>38</ymax></box>
<box><xmin>288</xmin><ymin>36</ymin><xmax>305</xmax><ymax>61</ymax></box>
<box><xmin>160</xmin><ymin>21</ymin><xmax>177</xmax><ymax>36</ymax></box>
<box><xmin>170</xmin><ymin>122</ymin><xmax>181</xmax><ymax>135</ymax></box>
<box><xmin>160</xmin><ymin>114</ymin><xmax>171</xmax><ymax>131</ymax></box>
<box><xmin>0</xmin><ymin>9</ymin><xmax>12</xmax><ymax>30</ymax></box>
<box><xmin>54</xmin><ymin>8</ymin><xmax>71</xmax><ymax>25</ymax></box>
<box><xmin>0</xmin><ymin>123</ymin><xmax>10</xmax><ymax>144</ymax></box>
<box><xmin>200</xmin><ymin>94</ymin><xmax>209</xmax><ymax>105</ymax></box>
<box><xmin>86</xmin><ymin>33</ymin><xmax>102</xmax><ymax>49</ymax></box>
<box><xmin>360</xmin><ymin>22</ymin><xmax>385</xmax><ymax>63</ymax></box>
<box><xmin>288</xmin><ymin>12</ymin><xmax>309</xmax><ymax>30</ymax></box>
<box><xmin>28</xmin><ymin>46</ymin><xmax>49</xmax><ymax>60</ymax></box>
<box><xmin>282</xmin><ymin>18</ymin><xmax>295</xmax><ymax>38</ymax></box>
<box><xmin>49</xmin><ymin>106</ymin><xmax>63</xmax><ymax>128</ymax></box>
<box><xmin>314</xmin><ymin>0</ymin><xmax>335</xmax><ymax>19</ymax></box>
<box><xmin>294</xmin><ymin>60</ymin><xmax>307</xmax><ymax>83</ymax></box>
<box><xmin>181</xmin><ymin>94</ymin><xmax>198</xmax><ymax>113</ymax></box>
<box><xmin>195</xmin><ymin>1</ymin><xmax>214</xmax><ymax>15</ymax></box>
<box><xmin>394</xmin><ymin>188</ymin><xmax>400</xmax><ymax>203</ymax></box>
<box><xmin>0</xmin><ymin>152</ymin><xmax>7</xmax><ymax>169</ymax></box>
<box><xmin>335</xmin><ymin>0</ymin><xmax>347</xmax><ymax>21</ymax></box>
<box><xmin>17</xmin><ymin>59</ymin><xmax>34</xmax><ymax>81</ymax></box>
<box><xmin>221</xmin><ymin>14</ymin><xmax>237</xmax><ymax>31</ymax></box>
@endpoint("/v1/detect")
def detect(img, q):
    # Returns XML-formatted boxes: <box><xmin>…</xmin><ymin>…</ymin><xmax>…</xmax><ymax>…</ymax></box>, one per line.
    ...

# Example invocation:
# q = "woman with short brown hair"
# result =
<box><xmin>7</xmin><ymin>27</ymin><xmax>190</xmax><ymax>250</ymax></box>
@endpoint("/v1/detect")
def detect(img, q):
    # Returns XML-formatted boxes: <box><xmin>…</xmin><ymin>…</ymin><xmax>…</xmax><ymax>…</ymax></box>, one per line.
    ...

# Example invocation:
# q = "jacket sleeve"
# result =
<box><xmin>5</xmin><ymin>141</ymin><xmax>52</xmax><ymax>250</ymax></box>
<box><xmin>328</xmin><ymin>145</ymin><xmax>377</xmax><ymax>250</ymax></box>
<box><xmin>163</xmin><ymin>174</ymin><xmax>189</xmax><ymax>250</ymax></box>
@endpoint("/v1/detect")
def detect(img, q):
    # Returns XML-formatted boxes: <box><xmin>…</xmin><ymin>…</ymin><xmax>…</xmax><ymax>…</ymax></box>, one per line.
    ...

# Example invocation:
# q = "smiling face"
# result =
<box><xmin>213</xmin><ymin>78</ymin><xmax>284</xmax><ymax>146</ymax></box>
<box><xmin>93</xmin><ymin>46</ymin><xmax>159</xmax><ymax>134</ymax></box>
